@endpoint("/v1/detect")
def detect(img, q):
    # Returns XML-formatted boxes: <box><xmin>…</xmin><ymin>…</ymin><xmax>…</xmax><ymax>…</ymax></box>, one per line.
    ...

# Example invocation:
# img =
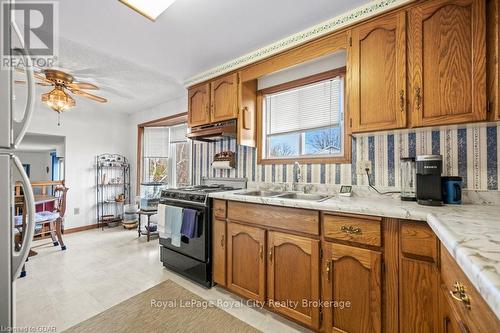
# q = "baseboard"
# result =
<box><xmin>64</xmin><ymin>223</ymin><xmax>99</xmax><ymax>234</ymax></box>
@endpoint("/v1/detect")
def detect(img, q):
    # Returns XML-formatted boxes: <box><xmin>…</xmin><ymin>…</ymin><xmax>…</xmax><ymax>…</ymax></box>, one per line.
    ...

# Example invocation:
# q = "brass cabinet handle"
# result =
<box><xmin>450</xmin><ymin>282</ymin><xmax>471</xmax><ymax>308</ymax></box>
<box><xmin>326</xmin><ymin>261</ymin><xmax>331</xmax><ymax>282</ymax></box>
<box><xmin>415</xmin><ymin>87</ymin><xmax>421</xmax><ymax>111</ymax></box>
<box><xmin>211</xmin><ymin>103</ymin><xmax>215</xmax><ymax>116</ymax></box>
<box><xmin>340</xmin><ymin>225</ymin><xmax>362</xmax><ymax>235</ymax></box>
<box><xmin>400</xmin><ymin>89</ymin><xmax>405</xmax><ymax>112</ymax></box>
<box><xmin>259</xmin><ymin>244</ymin><xmax>263</xmax><ymax>260</ymax></box>
<box><xmin>269</xmin><ymin>248</ymin><xmax>273</xmax><ymax>261</ymax></box>
<box><xmin>220</xmin><ymin>234</ymin><xmax>224</xmax><ymax>247</ymax></box>
<box><xmin>205</xmin><ymin>105</ymin><xmax>209</xmax><ymax>116</ymax></box>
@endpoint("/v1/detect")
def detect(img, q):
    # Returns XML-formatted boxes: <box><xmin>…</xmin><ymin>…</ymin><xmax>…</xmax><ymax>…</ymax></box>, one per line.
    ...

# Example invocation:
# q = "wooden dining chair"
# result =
<box><xmin>49</xmin><ymin>185</ymin><xmax>68</xmax><ymax>250</ymax></box>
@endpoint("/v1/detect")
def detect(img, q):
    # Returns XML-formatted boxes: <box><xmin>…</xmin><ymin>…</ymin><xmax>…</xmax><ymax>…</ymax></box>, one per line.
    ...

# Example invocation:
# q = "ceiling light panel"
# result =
<box><xmin>120</xmin><ymin>0</ymin><xmax>176</xmax><ymax>21</ymax></box>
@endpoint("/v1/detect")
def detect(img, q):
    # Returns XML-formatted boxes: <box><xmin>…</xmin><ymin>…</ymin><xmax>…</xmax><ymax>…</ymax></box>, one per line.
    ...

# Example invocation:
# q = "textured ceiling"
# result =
<box><xmin>25</xmin><ymin>0</ymin><xmax>371</xmax><ymax>114</ymax></box>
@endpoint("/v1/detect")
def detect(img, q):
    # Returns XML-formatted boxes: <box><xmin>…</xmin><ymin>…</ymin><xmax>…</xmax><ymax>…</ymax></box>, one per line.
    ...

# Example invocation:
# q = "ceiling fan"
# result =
<box><xmin>15</xmin><ymin>68</ymin><xmax>108</xmax><ymax>124</ymax></box>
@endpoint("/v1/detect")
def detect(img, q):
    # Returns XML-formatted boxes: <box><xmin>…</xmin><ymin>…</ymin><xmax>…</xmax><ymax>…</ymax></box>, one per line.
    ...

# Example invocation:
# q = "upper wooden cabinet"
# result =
<box><xmin>188</xmin><ymin>83</ymin><xmax>210</xmax><ymax>127</ymax></box>
<box><xmin>267</xmin><ymin>231</ymin><xmax>320</xmax><ymax>329</ymax></box>
<box><xmin>487</xmin><ymin>0</ymin><xmax>499</xmax><ymax>121</ymax></box>
<box><xmin>350</xmin><ymin>12</ymin><xmax>407</xmax><ymax>133</ymax></box>
<box><xmin>323</xmin><ymin>242</ymin><xmax>382</xmax><ymax>333</ymax></box>
<box><xmin>226</xmin><ymin>222</ymin><xmax>266</xmax><ymax>302</ymax></box>
<box><xmin>408</xmin><ymin>0</ymin><xmax>487</xmax><ymax>127</ymax></box>
<box><xmin>211</xmin><ymin>73</ymin><xmax>239</xmax><ymax>122</ymax></box>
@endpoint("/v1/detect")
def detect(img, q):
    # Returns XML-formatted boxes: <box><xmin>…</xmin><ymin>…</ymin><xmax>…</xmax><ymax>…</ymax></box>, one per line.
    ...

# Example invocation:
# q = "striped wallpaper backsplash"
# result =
<box><xmin>191</xmin><ymin>123</ymin><xmax>500</xmax><ymax>191</ymax></box>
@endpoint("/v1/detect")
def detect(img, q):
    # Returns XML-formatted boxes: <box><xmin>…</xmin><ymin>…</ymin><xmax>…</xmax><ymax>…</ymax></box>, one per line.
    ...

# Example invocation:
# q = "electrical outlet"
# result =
<box><xmin>357</xmin><ymin>160</ymin><xmax>372</xmax><ymax>175</ymax></box>
<box><xmin>74</xmin><ymin>208</ymin><xmax>80</xmax><ymax>215</ymax></box>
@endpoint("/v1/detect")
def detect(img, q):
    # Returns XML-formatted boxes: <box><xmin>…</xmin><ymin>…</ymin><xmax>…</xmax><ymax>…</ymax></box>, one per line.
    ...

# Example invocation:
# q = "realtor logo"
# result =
<box><xmin>1</xmin><ymin>1</ymin><xmax>58</xmax><ymax>68</ymax></box>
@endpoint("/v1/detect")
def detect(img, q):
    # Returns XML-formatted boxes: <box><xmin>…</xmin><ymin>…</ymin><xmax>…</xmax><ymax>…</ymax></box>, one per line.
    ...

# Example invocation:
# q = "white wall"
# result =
<box><xmin>15</xmin><ymin>151</ymin><xmax>53</xmax><ymax>181</ymax></box>
<box><xmin>25</xmin><ymin>106</ymin><xmax>130</xmax><ymax>229</ymax></box>
<box><xmin>127</xmin><ymin>95</ymin><xmax>187</xmax><ymax>199</ymax></box>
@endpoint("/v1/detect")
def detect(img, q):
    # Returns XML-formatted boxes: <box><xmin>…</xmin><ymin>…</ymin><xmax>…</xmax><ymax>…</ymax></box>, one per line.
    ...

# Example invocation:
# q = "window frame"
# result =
<box><xmin>137</xmin><ymin>113</ymin><xmax>190</xmax><ymax>192</ymax></box>
<box><xmin>257</xmin><ymin>67</ymin><xmax>351</xmax><ymax>165</ymax></box>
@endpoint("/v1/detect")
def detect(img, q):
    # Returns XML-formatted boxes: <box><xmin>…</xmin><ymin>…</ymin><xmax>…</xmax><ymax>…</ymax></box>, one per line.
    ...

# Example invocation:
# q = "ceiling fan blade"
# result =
<box><xmin>66</xmin><ymin>82</ymin><xmax>99</xmax><ymax>90</ymax></box>
<box><xmin>70</xmin><ymin>89</ymin><xmax>107</xmax><ymax>103</ymax></box>
<box><xmin>14</xmin><ymin>67</ymin><xmax>53</xmax><ymax>84</ymax></box>
<box><xmin>14</xmin><ymin>80</ymin><xmax>54</xmax><ymax>87</ymax></box>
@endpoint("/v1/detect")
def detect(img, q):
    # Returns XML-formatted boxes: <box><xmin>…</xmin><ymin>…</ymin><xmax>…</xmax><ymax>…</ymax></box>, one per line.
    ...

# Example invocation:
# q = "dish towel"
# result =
<box><xmin>181</xmin><ymin>209</ymin><xmax>198</xmax><ymax>238</ymax></box>
<box><xmin>166</xmin><ymin>205</ymin><xmax>183</xmax><ymax>247</ymax></box>
<box><xmin>157</xmin><ymin>204</ymin><xmax>167</xmax><ymax>238</ymax></box>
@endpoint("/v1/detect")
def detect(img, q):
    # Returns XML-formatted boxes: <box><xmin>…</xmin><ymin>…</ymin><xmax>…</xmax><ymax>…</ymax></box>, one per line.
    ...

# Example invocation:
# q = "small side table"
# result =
<box><xmin>137</xmin><ymin>210</ymin><xmax>158</xmax><ymax>242</ymax></box>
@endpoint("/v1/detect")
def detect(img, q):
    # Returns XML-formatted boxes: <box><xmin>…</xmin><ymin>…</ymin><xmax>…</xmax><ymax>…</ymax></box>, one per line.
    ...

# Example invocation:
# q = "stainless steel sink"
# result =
<box><xmin>275</xmin><ymin>193</ymin><xmax>332</xmax><ymax>201</ymax></box>
<box><xmin>235</xmin><ymin>190</ymin><xmax>283</xmax><ymax>197</ymax></box>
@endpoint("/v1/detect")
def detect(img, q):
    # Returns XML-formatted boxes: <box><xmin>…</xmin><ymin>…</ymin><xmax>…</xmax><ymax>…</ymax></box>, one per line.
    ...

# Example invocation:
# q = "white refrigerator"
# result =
<box><xmin>1</xmin><ymin>0</ymin><xmax>37</xmax><ymax>329</ymax></box>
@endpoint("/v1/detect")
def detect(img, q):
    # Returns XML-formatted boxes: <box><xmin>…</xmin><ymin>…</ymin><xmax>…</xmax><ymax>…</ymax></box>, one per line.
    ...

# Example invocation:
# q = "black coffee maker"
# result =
<box><xmin>416</xmin><ymin>155</ymin><xmax>443</xmax><ymax>206</ymax></box>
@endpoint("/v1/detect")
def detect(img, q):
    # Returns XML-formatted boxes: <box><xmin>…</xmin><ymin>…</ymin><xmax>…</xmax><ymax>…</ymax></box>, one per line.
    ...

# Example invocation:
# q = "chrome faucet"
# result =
<box><xmin>293</xmin><ymin>161</ymin><xmax>302</xmax><ymax>191</ymax></box>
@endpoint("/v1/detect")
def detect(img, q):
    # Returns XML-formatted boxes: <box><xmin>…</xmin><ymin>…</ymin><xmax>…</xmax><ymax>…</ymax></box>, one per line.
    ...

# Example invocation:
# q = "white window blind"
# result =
<box><xmin>265</xmin><ymin>77</ymin><xmax>343</xmax><ymax>135</ymax></box>
<box><xmin>143</xmin><ymin>127</ymin><xmax>169</xmax><ymax>157</ymax></box>
<box><xmin>170</xmin><ymin>124</ymin><xmax>188</xmax><ymax>143</ymax></box>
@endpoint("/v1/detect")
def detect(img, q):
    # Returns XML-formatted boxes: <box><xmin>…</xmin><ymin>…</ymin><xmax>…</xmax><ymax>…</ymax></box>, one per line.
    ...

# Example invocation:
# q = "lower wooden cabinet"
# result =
<box><xmin>323</xmin><ymin>242</ymin><xmax>382</xmax><ymax>333</ymax></box>
<box><xmin>438</xmin><ymin>284</ymin><xmax>469</xmax><ymax>333</ymax></box>
<box><xmin>399</xmin><ymin>221</ymin><xmax>439</xmax><ymax>333</ymax></box>
<box><xmin>267</xmin><ymin>231</ymin><xmax>320</xmax><ymax>329</ymax></box>
<box><xmin>227</xmin><ymin>222</ymin><xmax>266</xmax><ymax>302</ymax></box>
<box><xmin>212</xmin><ymin>218</ymin><xmax>226</xmax><ymax>286</ymax></box>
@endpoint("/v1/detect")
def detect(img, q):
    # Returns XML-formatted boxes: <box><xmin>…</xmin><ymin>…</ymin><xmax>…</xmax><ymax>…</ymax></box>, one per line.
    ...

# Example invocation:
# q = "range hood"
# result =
<box><xmin>187</xmin><ymin>120</ymin><xmax>237</xmax><ymax>142</ymax></box>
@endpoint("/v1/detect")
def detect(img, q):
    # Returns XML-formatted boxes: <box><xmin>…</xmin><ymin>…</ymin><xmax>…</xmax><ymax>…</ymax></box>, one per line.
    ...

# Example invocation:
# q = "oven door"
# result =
<box><xmin>158</xmin><ymin>199</ymin><xmax>209</xmax><ymax>263</ymax></box>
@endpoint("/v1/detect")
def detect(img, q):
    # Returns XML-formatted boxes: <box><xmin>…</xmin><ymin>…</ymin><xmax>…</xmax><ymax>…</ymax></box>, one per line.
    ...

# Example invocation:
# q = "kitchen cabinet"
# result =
<box><xmin>323</xmin><ymin>242</ymin><xmax>382</xmax><ymax>333</ymax></box>
<box><xmin>399</xmin><ymin>222</ymin><xmax>440</xmax><ymax>333</ymax></box>
<box><xmin>187</xmin><ymin>73</ymin><xmax>257</xmax><ymax>147</ymax></box>
<box><xmin>438</xmin><ymin>284</ymin><xmax>468</xmax><ymax>333</ymax></box>
<box><xmin>487</xmin><ymin>0</ymin><xmax>499</xmax><ymax>121</ymax></box>
<box><xmin>267</xmin><ymin>231</ymin><xmax>320</xmax><ymax>329</ymax></box>
<box><xmin>408</xmin><ymin>0</ymin><xmax>487</xmax><ymax>127</ymax></box>
<box><xmin>226</xmin><ymin>221</ymin><xmax>266</xmax><ymax>302</ymax></box>
<box><xmin>188</xmin><ymin>83</ymin><xmax>211</xmax><ymax>127</ymax></box>
<box><xmin>440</xmin><ymin>243</ymin><xmax>500</xmax><ymax>332</ymax></box>
<box><xmin>350</xmin><ymin>11</ymin><xmax>407</xmax><ymax>133</ymax></box>
<box><xmin>211</xmin><ymin>72</ymin><xmax>239</xmax><ymax>122</ymax></box>
<box><xmin>212</xmin><ymin>218</ymin><xmax>226</xmax><ymax>286</ymax></box>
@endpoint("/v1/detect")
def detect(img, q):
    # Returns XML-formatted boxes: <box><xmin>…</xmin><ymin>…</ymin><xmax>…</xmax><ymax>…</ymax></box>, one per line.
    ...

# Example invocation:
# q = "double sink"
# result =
<box><xmin>235</xmin><ymin>190</ymin><xmax>332</xmax><ymax>202</ymax></box>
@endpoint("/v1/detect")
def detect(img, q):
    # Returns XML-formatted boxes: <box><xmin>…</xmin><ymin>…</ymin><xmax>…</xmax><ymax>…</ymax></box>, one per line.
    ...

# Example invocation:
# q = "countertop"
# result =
<box><xmin>209</xmin><ymin>190</ymin><xmax>500</xmax><ymax>319</ymax></box>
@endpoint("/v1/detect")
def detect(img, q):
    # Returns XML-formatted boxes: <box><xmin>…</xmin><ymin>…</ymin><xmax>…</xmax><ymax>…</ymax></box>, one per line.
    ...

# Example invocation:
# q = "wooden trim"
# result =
<box><xmin>138</xmin><ymin>112</ymin><xmax>188</xmax><ymax>127</ymax></box>
<box><xmin>259</xmin><ymin>67</ymin><xmax>346</xmax><ymax>95</ymax></box>
<box><xmin>136</xmin><ymin>126</ymin><xmax>144</xmax><ymax>194</ymax></box>
<box><xmin>64</xmin><ymin>223</ymin><xmax>99</xmax><ymax>234</ymax></box>
<box><xmin>136</xmin><ymin>112</ymin><xmax>188</xmax><ymax>191</ymax></box>
<box><xmin>256</xmin><ymin>69</ymin><xmax>351</xmax><ymax>165</ymax></box>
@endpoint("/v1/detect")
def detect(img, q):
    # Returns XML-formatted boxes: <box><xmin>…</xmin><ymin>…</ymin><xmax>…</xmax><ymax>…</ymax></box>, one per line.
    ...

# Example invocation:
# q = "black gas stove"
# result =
<box><xmin>160</xmin><ymin>184</ymin><xmax>239</xmax><ymax>205</ymax></box>
<box><xmin>158</xmin><ymin>178</ymin><xmax>246</xmax><ymax>288</ymax></box>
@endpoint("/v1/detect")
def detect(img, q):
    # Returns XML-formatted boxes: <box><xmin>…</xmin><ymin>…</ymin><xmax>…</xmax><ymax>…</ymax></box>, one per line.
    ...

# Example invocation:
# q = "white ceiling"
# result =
<box><xmin>21</xmin><ymin>0</ymin><xmax>370</xmax><ymax>114</ymax></box>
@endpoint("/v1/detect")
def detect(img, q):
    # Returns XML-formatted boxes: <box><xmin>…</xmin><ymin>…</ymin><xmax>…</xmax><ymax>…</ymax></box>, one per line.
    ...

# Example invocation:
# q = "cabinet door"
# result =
<box><xmin>211</xmin><ymin>73</ymin><xmax>239</xmax><ymax>122</ymax></box>
<box><xmin>487</xmin><ymin>0</ymin><xmax>499</xmax><ymax>121</ymax></box>
<box><xmin>227</xmin><ymin>222</ymin><xmax>266</xmax><ymax>301</ymax></box>
<box><xmin>212</xmin><ymin>218</ymin><xmax>226</xmax><ymax>286</ymax></box>
<box><xmin>408</xmin><ymin>0</ymin><xmax>486</xmax><ymax>127</ymax></box>
<box><xmin>399</xmin><ymin>258</ymin><xmax>440</xmax><ymax>333</ymax></box>
<box><xmin>267</xmin><ymin>231</ymin><xmax>320</xmax><ymax>329</ymax></box>
<box><xmin>323</xmin><ymin>243</ymin><xmax>382</xmax><ymax>333</ymax></box>
<box><xmin>350</xmin><ymin>12</ymin><xmax>407</xmax><ymax>133</ymax></box>
<box><xmin>188</xmin><ymin>83</ymin><xmax>210</xmax><ymax>127</ymax></box>
<box><xmin>438</xmin><ymin>284</ymin><xmax>469</xmax><ymax>333</ymax></box>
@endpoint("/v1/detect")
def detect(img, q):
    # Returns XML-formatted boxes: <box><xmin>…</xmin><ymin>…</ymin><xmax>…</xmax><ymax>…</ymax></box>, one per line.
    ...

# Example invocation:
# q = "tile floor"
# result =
<box><xmin>15</xmin><ymin>227</ymin><xmax>311</xmax><ymax>332</ymax></box>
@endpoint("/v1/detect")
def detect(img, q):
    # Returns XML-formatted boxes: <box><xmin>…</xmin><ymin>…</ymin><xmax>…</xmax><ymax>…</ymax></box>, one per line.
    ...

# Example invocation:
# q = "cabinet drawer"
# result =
<box><xmin>440</xmin><ymin>244</ymin><xmax>500</xmax><ymax>332</ymax></box>
<box><xmin>322</xmin><ymin>213</ymin><xmax>381</xmax><ymax>247</ymax></box>
<box><xmin>213</xmin><ymin>199</ymin><xmax>226</xmax><ymax>219</ymax></box>
<box><xmin>400</xmin><ymin>221</ymin><xmax>438</xmax><ymax>262</ymax></box>
<box><xmin>227</xmin><ymin>201</ymin><xmax>319</xmax><ymax>235</ymax></box>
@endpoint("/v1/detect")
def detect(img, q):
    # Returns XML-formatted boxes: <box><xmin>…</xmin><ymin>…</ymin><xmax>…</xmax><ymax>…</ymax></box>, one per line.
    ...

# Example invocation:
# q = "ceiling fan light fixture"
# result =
<box><xmin>42</xmin><ymin>87</ymin><xmax>75</xmax><ymax>113</ymax></box>
<box><xmin>119</xmin><ymin>0</ymin><xmax>176</xmax><ymax>21</ymax></box>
